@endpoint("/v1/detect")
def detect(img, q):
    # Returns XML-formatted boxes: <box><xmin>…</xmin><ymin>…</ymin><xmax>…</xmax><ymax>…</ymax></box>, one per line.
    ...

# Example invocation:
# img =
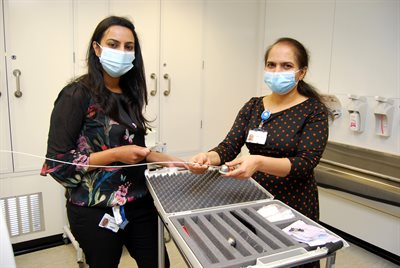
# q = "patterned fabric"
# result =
<box><xmin>41</xmin><ymin>82</ymin><xmax>148</xmax><ymax>207</ymax></box>
<box><xmin>212</xmin><ymin>97</ymin><xmax>329</xmax><ymax>220</ymax></box>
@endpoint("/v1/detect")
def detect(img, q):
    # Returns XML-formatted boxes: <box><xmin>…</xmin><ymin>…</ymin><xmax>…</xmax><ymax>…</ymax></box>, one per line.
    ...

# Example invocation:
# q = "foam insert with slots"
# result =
<box><xmin>168</xmin><ymin>200</ymin><xmax>311</xmax><ymax>268</ymax></box>
<box><xmin>146</xmin><ymin>169</ymin><xmax>273</xmax><ymax>213</ymax></box>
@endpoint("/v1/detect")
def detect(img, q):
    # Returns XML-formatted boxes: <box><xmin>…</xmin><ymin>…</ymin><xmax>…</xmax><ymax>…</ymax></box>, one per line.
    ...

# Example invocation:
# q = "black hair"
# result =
<box><xmin>264</xmin><ymin>37</ymin><xmax>334</xmax><ymax>119</ymax></box>
<box><xmin>75</xmin><ymin>15</ymin><xmax>149</xmax><ymax>132</ymax></box>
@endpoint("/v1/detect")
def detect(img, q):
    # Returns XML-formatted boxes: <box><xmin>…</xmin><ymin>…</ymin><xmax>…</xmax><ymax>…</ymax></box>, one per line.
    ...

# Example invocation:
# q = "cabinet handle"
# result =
<box><xmin>13</xmin><ymin>69</ymin><xmax>23</xmax><ymax>98</ymax></box>
<box><xmin>163</xmin><ymin>73</ymin><xmax>171</xmax><ymax>96</ymax></box>
<box><xmin>150</xmin><ymin>73</ymin><xmax>157</xmax><ymax>96</ymax></box>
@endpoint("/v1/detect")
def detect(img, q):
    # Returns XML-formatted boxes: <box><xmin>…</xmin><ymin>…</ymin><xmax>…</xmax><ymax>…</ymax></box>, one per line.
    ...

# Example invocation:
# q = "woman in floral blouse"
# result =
<box><xmin>189</xmin><ymin>38</ymin><xmax>332</xmax><ymax>268</ymax></box>
<box><xmin>41</xmin><ymin>16</ymin><xmax>180</xmax><ymax>268</ymax></box>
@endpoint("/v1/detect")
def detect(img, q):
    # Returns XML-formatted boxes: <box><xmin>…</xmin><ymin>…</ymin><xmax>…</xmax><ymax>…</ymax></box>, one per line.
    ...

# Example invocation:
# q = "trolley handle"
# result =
<box><xmin>324</xmin><ymin>240</ymin><xmax>344</xmax><ymax>254</ymax></box>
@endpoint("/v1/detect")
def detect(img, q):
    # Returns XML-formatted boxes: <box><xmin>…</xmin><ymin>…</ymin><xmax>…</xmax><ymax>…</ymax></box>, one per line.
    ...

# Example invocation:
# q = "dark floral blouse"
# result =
<box><xmin>212</xmin><ymin>97</ymin><xmax>329</xmax><ymax>220</ymax></box>
<box><xmin>41</xmin><ymin>82</ymin><xmax>149</xmax><ymax>207</ymax></box>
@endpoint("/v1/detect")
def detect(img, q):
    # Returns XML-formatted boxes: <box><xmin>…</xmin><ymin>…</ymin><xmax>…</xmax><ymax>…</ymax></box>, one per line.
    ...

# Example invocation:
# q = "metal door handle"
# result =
<box><xmin>13</xmin><ymin>69</ymin><xmax>22</xmax><ymax>98</ymax></box>
<box><xmin>163</xmin><ymin>74</ymin><xmax>171</xmax><ymax>96</ymax></box>
<box><xmin>150</xmin><ymin>73</ymin><xmax>157</xmax><ymax>96</ymax></box>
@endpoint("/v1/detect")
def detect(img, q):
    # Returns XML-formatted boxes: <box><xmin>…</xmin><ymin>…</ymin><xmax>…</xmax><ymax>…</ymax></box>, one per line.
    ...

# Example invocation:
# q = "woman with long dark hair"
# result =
<box><xmin>42</xmin><ymin>16</ymin><xmax>180</xmax><ymax>268</ymax></box>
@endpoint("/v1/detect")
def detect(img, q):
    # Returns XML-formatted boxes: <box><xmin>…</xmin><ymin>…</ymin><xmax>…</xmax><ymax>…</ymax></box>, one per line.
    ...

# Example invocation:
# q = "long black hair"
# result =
<box><xmin>76</xmin><ymin>16</ymin><xmax>149</xmax><ymax>132</ymax></box>
<box><xmin>264</xmin><ymin>37</ymin><xmax>334</xmax><ymax>119</ymax></box>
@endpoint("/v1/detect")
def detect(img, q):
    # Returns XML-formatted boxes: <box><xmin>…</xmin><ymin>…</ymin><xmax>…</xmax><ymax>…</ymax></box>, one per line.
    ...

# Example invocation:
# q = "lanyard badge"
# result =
<box><xmin>99</xmin><ymin>205</ymin><xmax>129</xmax><ymax>232</ymax></box>
<box><xmin>246</xmin><ymin>109</ymin><xmax>270</xmax><ymax>145</ymax></box>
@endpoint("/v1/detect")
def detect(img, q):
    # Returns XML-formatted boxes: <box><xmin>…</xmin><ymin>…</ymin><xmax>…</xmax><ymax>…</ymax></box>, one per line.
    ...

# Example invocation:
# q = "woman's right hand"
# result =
<box><xmin>188</xmin><ymin>152</ymin><xmax>211</xmax><ymax>174</ymax></box>
<box><xmin>114</xmin><ymin>145</ymin><xmax>150</xmax><ymax>164</ymax></box>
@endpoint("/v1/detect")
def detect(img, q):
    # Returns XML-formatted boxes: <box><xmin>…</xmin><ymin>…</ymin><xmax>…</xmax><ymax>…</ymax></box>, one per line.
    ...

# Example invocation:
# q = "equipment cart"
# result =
<box><xmin>145</xmin><ymin>167</ymin><xmax>348</xmax><ymax>268</ymax></box>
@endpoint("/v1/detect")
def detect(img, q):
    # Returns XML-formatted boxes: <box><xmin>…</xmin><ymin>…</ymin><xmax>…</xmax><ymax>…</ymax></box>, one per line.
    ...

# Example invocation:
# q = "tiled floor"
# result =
<box><xmin>14</xmin><ymin>238</ymin><xmax>398</xmax><ymax>268</ymax></box>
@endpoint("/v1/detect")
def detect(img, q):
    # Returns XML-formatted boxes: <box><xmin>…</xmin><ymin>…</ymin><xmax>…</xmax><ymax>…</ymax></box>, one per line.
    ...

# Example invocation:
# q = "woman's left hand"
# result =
<box><xmin>222</xmin><ymin>155</ymin><xmax>263</xmax><ymax>179</ymax></box>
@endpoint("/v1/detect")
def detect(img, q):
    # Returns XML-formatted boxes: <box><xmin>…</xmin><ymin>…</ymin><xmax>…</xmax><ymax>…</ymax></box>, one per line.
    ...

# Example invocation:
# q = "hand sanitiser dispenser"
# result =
<box><xmin>374</xmin><ymin>96</ymin><xmax>394</xmax><ymax>137</ymax></box>
<box><xmin>347</xmin><ymin>95</ymin><xmax>367</xmax><ymax>133</ymax></box>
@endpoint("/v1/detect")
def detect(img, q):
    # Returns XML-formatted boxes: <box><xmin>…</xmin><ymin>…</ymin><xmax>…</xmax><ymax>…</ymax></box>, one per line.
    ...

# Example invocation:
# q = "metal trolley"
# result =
<box><xmin>145</xmin><ymin>167</ymin><xmax>348</xmax><ymax>268</ymax></box>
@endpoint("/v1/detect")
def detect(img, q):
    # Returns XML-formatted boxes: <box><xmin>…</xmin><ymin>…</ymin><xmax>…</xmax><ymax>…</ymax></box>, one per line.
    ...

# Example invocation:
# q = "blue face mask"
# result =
<box><xmin>97</xmin><ymin>44</ymin><xmax>135</xmax><ymax>78</ymax></box>
<box><xmin>263</xmin><ymin>70</ymin><xmax>300</xmax><ymax>95</ymax></box>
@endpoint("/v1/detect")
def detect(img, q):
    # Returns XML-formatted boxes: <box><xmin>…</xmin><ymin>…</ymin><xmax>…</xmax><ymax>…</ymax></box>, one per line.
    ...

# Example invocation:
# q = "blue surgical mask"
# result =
<box><xmin>97</xmin><ymin>43</ymin><xmax>135</xmax><ymax>78</ymax></box>
<box><xmin>263</xmin><ymin>70</ymin><xmax>300</xmax><ymax>95</ymax></box>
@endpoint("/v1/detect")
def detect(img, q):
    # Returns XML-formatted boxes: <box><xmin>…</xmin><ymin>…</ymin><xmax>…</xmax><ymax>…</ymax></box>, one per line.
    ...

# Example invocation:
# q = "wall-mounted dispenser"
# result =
<box><xmin>374</xmin><ymin>96</ymin><xmax>394</xmax><ymax>137</ymax></box>
<box><xmin>321</xmin><ymin>94</ymin><xmax>342</xmax><ymax>121</ymax></box>
<box><xmin>347</xmin><ymin>94</ymin><xmax>367</xmax><ymax>133</ymax></box>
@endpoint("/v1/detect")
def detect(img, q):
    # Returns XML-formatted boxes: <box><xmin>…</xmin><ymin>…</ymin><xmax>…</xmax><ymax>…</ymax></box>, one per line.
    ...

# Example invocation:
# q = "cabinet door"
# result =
<box><xmin>0</xmin><ymin>0</ymin><xmax>74</xmax><ymax>244</ymax></box>
<box><xmin>110</xmin><ymin>0</ymin><xmax>204</xmax><ymax>156</ymax></box>
<box><xmin>73</xmin><ymin>0</ymin><xmax>109</xmax><ymax>76</ymax></box>
<box><xmin>159</xmin><ymin>1</ymin><xmax>203</xmax><ymax>157</ymax></box>
<box><xmin>0</xmin><ymin>1</ymin><xmax>13</xmax><ymax>174</ymax></box>
<box><xmin>109</xmin><ymin>1</ymin><xmax>161</xmax><ymax>147</ymax></box>
<box><xmin>73</xmin><ymin>1</ymin><xmax>204</xmax><ymax>157</ymax></box>
<box><xmin>2</xmin><ymin>0</ymin><xmax>74</xmax><ymax>173</ymax></box>
<box><xmin>73</xmin><ymin>1</ymin><xmax>161</xmax><ymax>147</ymax></box>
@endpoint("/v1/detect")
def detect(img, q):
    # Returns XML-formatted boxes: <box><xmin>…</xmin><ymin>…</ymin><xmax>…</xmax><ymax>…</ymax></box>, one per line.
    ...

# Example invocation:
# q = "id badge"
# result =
<box><xmin>246</xmin><ymin>129</ymin><xmax>268</xmax><ymax>144</ymax></box>
<box><xmin>99</xmin><ymin>213</ymin><xmax>120</xmax><ymax>233</ymax></box>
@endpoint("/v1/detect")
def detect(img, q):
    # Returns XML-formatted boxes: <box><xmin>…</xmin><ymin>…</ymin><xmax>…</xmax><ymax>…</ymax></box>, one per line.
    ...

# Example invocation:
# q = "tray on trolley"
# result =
<box><xmin>145</xmin><ymin>167</ymin><xmax>347</xmax><ymax>268</ymax></box>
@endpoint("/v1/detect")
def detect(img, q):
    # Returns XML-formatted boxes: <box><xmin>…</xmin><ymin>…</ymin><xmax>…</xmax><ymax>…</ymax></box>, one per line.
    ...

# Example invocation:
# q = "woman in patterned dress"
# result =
<box><xmin>189</xmin><ymin>37</ymin><xmax>331</xmax><ymax>224</ymax></box>
<box><xmin>189</xmin><ymin>37</ymin><xmax>332</xmax><ymax>268</ymax></box>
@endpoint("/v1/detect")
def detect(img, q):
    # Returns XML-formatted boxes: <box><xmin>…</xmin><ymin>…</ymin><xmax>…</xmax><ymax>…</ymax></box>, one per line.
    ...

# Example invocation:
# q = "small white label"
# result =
<box><xmin>112</xmin><ymin>206</ymin><xmax>123</xmax><ymax>225</ymax></box>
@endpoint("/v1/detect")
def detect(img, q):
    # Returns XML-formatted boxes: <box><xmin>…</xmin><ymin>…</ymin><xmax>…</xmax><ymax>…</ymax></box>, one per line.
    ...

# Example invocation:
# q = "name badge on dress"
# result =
<box><xmin>246</xmin><ymin>129</ymin><xmax>268</xmax><ymax>144</ymax></box>
<box><xmin>246</xmin><ymin>109</ymin><xmax>270</xmax><ymax>144</ymax></box>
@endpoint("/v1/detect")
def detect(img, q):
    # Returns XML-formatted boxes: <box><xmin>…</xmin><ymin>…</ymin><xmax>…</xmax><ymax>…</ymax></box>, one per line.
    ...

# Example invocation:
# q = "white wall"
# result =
<box><xmin>262</xmin><ymin>0</ymin><xmax>400</xmax><ymax>155</ymax></box>
<box><xmin>201</xmin><ymin>0</ymin><xmax>266</xmax><ymax>151</ymax></box>
<box><xmin>327</xmin><ymin>1</ymin><xmax>399</xmax><ymax>154</ymax></box>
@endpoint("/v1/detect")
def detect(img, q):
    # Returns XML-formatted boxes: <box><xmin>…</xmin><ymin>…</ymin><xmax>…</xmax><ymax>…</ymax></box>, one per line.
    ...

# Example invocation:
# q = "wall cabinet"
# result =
<box><xmin>0</xmin><ymin>0</ymin><xmax>204</xmax><ymax>243</ymax></box>
<box><xmin>0</xmin><ymin>0</ymin><xmax>73</xmax><ymax>243</ymax></box>
<box><xmin>0</xmin><ymin>0</ymin><xmax>74</xmax><ymax>174</ymax></box>
<box><xmin>0</xmin><ymin>1</ymin><xmax>11</xmax><ymax>174</ymax></box>
<box><xmin>0</xmin><ymin>0</ymin><xmax>264</xmax><ymax>244</ymax></box>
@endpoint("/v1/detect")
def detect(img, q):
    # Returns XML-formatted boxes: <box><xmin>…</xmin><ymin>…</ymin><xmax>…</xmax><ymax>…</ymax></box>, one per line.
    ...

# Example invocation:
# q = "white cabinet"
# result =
<box><xmin>0</xmin><ymin>0</ymin><xmax>74</xmax><ymax>174</ymax></box>
<box><xmin>0</xmin><ymin>1</ymin><xmax>12</xmax><ymax>174</ymax></box>
<box><xmin>74</xmin><ymin>0</ymin><xmax>204</xmax><ymax>158</ymax></box>
<box><xmin>0</xmin><ymin>0</ymin><xmax>74</xmax><ymax>243</ymax></box>
<box><xmin>156</xmin><ymin>1</ymin><xmax>203</xmax><ymax>157</ymax></box>
<box><xmin>0</xmin><ymin>0</ymin><xmax>264</xmax><ymax>245</ymax></box>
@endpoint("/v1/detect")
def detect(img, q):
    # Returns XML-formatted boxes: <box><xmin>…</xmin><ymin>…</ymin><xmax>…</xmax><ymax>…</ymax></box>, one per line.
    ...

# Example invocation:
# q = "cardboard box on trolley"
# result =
<box><xmin>145</xmin><ymin>167</ymin><xmax>348</xmax><ymax>268</ymax></box>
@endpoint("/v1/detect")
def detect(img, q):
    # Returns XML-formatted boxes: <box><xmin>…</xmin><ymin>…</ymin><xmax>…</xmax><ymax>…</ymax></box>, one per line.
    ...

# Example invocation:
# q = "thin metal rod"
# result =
<box><xmin>158</xmin><ymin>216</ymin><xmax>165</xmax><ymax>268</ymax></box>
<box><xmin>325</xmin><ymin>253</ymin><xmax>336</xmax><ymax>268</ymax></box>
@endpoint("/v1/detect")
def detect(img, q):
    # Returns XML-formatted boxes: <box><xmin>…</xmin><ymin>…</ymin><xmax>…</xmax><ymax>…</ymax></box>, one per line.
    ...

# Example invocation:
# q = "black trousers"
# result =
<box><xmin>66</xmin><ymin>196</ymin><xmax>170</xmax><ymax>268</ymax></box>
